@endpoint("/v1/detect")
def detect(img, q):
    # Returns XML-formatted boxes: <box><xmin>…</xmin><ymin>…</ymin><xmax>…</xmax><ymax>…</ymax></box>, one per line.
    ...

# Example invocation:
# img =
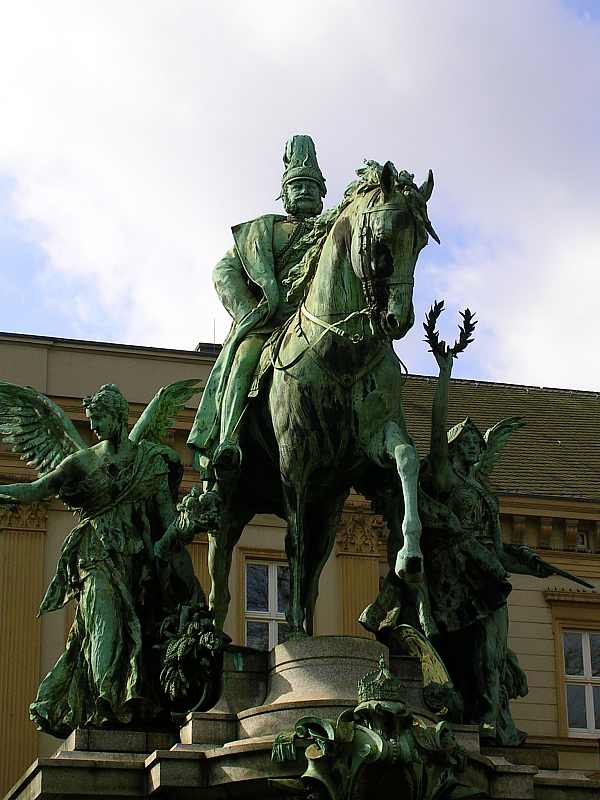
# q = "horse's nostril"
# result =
<box><xmin>386</xmin><ymin>313</ymin><xmax>399</xmax><ymax>329</ymax></box>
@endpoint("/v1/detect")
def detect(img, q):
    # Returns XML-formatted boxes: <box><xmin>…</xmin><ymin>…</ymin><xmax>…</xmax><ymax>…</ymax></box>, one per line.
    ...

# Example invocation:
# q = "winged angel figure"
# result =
<box><xmin>362</xmin><ymin>302</ymin><xmax>593</xmax><ymax>747</ymax></box>
<box><xmin>0</xmin><ymin>379</ymin><xmax>223</xmax><ymax>737</ymax></box>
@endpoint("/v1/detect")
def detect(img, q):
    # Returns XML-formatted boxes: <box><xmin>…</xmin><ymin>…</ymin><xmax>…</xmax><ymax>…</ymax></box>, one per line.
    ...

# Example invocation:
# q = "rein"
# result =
<box><xmin>270</xmin><ymin>303</ymin><xmax>388</xmax><ymax>388</ymax></box>
<box><xmin>270</xmin><ymin>194</ymin><xmax>415</xmax><ymax>383</ymax></box>
<box><xmin>358</xmin><ymin>200</ymin><xmax>416</xmax><ymax>312</ymax></box>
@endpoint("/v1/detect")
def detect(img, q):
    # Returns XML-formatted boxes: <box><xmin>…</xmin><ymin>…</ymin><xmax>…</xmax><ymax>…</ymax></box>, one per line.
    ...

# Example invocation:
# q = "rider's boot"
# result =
<box><xmin>213</xmin><ymin>439</ymin><xmax>243</xmax><ymax>482</ymax></box>
<box><xmin>212</xmin><ymin>335</ymin><xmax>265</xmax><ymax>483</ymax></box>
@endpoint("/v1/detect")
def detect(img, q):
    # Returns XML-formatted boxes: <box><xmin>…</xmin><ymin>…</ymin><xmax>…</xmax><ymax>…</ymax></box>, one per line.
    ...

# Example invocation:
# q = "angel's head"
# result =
<box><xmin>447</xmin><ymin>417</ymin><xmax>485</xmax><ymax>469</ymax></box>
<box><xmin>83</xmin><ymin>384</ymin><xmax>129</xmax><ymax>442</ymax></box>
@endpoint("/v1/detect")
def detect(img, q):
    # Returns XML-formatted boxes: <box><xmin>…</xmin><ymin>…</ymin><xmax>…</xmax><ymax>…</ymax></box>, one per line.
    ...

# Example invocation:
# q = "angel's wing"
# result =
<box><xmin>0</xmin><ymin>380</ymin><xmax>87</xmax><ymax>476</ymax></box>
<box><xmin>476</xmin><ymin>415</ymin><xmax>526</xmax><ymax>478</ymax></box>
<box><xmin>129</xmin><ymin>379</ymin><xmax>202</xmax><ymax>445</ymax></box>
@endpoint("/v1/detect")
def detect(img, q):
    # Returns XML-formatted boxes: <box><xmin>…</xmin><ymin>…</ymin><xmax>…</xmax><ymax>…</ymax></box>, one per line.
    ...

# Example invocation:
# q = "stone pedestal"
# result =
<box><xmin>237</xmin><ymin>635</ymin><xmax>385</xmax><ymax>738</ymax></box>
<box><xmin>5</xmin><ymin>636</ymin><xmax>600</xmax><ymax>800</ymax></box>
<box><xmin>210</xmin><ymin>646</ymin><xmax>268</xmax><ymax>715</ymax></box>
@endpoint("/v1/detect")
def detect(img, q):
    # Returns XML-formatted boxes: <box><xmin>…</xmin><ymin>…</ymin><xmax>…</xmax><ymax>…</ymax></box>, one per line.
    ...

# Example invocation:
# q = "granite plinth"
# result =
<box><xmin>5</xmin><ymin>636</ymin><xmax>600</xmax><ymax>799</ymax></box>
<box><xmin>179</xmin><ymin>711</ymin><xmax>237</xmax><ymax>748</ymax></box>
<box><xmin>482</xmin><ymin>743</ymin><xmax>560</xmax><ymax>771</ymax></box>
<box><xmin>8</xmin><ymin>733</ymin><xmax>600</xmax><ymax>800</ymax></box>
<box><xmin>236</xmin><ymin>635</ymin><xmax>385</xmax><ymax>738</ymax></box>
<box><xmin>56</xmin><ymin>727</ymin><xmax>176</xmax><ymax>756</ymax></box>
<box><xmin>210</xmin><ymin>646</ymin><xmax>268</xmax><ymax>716</ymax></box>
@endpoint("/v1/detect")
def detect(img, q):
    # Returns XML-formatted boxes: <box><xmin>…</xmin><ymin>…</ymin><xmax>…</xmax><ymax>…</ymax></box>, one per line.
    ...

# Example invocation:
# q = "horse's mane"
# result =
<box><xmin>283</xmin><ymin>160</ymin><xmax>389</xmax><ymax>305</ymax></box>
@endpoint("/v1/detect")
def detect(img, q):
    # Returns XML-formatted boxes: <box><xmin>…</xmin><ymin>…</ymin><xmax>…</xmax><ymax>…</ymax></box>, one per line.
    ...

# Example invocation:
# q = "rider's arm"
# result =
<box><xmin>213</xmin><ymin>247</ymin><xmax>259</xmax><ymax>323</ymax></box>
<box><xmin>429</xmin><ymin>352</ymin><xmax>453</xmax><ymax>497</ymax></box>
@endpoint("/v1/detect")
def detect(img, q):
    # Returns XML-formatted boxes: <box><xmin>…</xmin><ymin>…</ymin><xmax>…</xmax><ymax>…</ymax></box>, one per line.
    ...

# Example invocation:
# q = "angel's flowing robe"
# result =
<box><xmin>30</xmin><ymin>440</ymin><xmax>198</xmax><ymax>737</ymax></box>
<box><xmin>419</xmin><ymin>467</ymin><xmax>528</xmax><ymax>746</ymax></box>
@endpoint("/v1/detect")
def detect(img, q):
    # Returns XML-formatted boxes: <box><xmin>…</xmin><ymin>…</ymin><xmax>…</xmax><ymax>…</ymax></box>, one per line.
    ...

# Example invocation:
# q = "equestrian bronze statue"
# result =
<box><xmin>189</xmin><ymin>141</ymin><xmax>440</xmax><ymax>638</ymax></box>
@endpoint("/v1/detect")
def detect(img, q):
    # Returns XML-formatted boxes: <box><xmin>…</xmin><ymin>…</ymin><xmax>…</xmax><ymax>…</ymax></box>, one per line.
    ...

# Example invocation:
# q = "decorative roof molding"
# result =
<box><xmin>544</xmin><ymin>588</ymin><xmax>600</xmax><ymax>604</ymax></box>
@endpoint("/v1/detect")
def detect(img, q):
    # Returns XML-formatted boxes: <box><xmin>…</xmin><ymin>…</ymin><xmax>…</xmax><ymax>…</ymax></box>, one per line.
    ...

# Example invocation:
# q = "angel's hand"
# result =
<box><xmin>433</xmin><ymin>345</ymin><xmax>454</xmax><ymax>375</ymax></box>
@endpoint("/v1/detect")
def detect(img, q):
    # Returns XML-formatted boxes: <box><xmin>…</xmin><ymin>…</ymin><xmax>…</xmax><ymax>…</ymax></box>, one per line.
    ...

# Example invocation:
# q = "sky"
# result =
<box><xmin>1</xmin><ymin>1</ymin><xmax>600</xmax><ymax>389</ymax></box>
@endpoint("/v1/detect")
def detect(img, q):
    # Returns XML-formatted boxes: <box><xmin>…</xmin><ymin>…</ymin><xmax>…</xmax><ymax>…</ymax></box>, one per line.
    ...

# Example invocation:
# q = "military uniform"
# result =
<box><xmin>187</xmin><ymin>136</ymin><xmax>326</xmax><ymax>475</ymax></box>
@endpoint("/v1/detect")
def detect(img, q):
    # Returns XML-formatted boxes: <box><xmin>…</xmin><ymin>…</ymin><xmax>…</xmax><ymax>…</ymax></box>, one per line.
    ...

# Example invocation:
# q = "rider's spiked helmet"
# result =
<box><xmin>281</xmin><ymin>134</ymin><xmax>326</xmax><ymax>197</ymax></box>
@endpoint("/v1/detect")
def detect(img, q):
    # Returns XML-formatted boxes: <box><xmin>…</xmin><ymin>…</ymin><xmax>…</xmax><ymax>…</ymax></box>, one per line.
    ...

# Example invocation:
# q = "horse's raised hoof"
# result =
<box><xmin>395</xmin><ymin>552</ymin><xmax>423</xmax><ymax>582</ymax></box>
<box><xmin>358</xmin><ymin>601</ymin><xmax>385</xmax><ymax>634</ymax></box>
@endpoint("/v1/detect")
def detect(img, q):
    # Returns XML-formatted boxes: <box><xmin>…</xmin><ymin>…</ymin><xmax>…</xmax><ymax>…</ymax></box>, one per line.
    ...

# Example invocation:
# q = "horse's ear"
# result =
<box><xmin>380</xmin><ymin>161</ymin><xmax>396</xmax><ymax>200</ymax></box>
<box><xmin>419</xmin><ymin>169</ymin><xmax>434</xmax><ymax>201</ymax></box>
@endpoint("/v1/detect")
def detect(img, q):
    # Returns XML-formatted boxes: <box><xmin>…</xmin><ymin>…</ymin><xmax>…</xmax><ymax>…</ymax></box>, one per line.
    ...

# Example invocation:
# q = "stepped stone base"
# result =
<box><xmin>4</xmin><ymin>636</ymin><xmax>600</xmax><ymax>800</ymax></box>
<box><xmin>237</xmin><ymin>634</ymin><xmax>385</xmax><ymax>738</ymax></box>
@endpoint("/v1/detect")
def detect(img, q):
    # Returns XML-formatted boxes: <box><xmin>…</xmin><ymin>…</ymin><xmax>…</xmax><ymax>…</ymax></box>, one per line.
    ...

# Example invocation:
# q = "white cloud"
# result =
<box><xmin>0</xmin><ymin>2</ymin><xmax>599</xmax><ymax>388</ymax></box>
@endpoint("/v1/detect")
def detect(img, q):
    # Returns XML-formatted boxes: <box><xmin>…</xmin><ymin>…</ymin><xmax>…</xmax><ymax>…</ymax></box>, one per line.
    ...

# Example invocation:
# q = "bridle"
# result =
<box><xmin>271</xmin><ymin>195</ymin><xmax>417</xmax><ymax>379</ymax></box>
<box><xmin>357</xmin><ymin>202</ymin><xmax>416</xmax><ymax>317</ymax></box>
<box><xmin>300</xmin><ymin>199</ymin><xmax>416</xmax><ymax>343</ymax></box>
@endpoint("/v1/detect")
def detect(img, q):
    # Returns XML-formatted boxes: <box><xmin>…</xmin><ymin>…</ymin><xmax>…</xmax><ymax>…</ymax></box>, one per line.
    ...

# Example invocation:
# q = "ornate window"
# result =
<box><xmin>562</xmin><ymin>630</ymin><xmax>600</xmax><ymax>734</ymax></box>
<box><xmin>545</xmin><ymin>588</ymin><xmax>600</xmax><ymax>737</ymax></box>
<box><xmin>243</xmin><ymin>558</ymin><xmax>290</xmax><ymax>650</ymax></box>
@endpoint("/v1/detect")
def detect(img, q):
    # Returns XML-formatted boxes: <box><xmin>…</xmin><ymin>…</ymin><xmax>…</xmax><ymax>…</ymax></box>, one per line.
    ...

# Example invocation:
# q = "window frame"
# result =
<box><xmin>239</xmin><ymin>548</ymin><xmax>289</xmax><ymax>651</ymax></box>
<box><xmin>561</xmin><ymin>629</ymin><xmax>600</xmax><ymax>735</ymax></box>
<box><xmin>545</xmin><ymin>589</ymin><xmax>600</xmax><ymax>739</ymax></box>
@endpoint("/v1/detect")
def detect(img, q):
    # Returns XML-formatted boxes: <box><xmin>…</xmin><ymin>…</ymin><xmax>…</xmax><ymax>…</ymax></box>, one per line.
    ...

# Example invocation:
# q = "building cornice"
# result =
<box><xmin>0</xmin><ymin>331</ymin><xmax>218</xmax><ymax>366</ymax></box>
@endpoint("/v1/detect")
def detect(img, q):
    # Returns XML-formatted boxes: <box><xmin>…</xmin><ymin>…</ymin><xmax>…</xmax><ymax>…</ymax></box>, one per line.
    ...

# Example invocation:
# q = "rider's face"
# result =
<box><xmin>283</xmin><ymin>179</ymin><xmax>323</xmax><ymax>218</ymax></box>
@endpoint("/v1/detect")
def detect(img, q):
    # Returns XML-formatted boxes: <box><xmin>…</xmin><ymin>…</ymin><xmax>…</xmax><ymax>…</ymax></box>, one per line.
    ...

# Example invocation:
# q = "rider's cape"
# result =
<box><xmin>187</xmin><ymin>214</ymin><xmax>284</xmax><ymax>457</ymax></box>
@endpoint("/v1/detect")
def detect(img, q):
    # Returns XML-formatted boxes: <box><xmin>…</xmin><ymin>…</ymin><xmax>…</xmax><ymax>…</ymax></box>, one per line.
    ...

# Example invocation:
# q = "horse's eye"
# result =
<box><xmin>372</xmin><ymin>240</ymin><xmax>393</xmax><ymax>278</ymax></box>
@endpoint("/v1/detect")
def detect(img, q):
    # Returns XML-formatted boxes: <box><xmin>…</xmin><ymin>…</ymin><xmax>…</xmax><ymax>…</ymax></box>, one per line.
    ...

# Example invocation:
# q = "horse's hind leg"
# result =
<box><xmin>208</xmin><ymin>507</ymin><xmax>253</xmax><ymax>631</ymax></box>
<box><xmin>302</xmin><ymin>492</ymin><xmax>348</xmax><ymax>636</ymax></box>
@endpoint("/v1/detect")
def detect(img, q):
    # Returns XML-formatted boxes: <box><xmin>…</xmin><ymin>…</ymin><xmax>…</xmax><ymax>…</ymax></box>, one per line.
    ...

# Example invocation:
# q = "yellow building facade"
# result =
<box><xmin>0</xmin><ymin>331</ymin><xmax>599</xmax><ymax>793</ymax></box>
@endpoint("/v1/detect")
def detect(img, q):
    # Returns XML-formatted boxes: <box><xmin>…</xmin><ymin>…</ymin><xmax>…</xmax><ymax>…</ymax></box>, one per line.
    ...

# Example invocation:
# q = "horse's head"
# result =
<box><xmin>349</xmin><ymin>161</ymin><xmax>439</xmax><ymax>341</ymax></box>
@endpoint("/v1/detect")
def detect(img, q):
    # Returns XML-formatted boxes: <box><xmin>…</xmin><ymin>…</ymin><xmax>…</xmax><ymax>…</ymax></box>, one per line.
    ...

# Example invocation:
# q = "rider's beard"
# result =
<box><xmin>283</xmin><ymin>194</ymin><xmax>322</xmax><ymax>220</ymax></box>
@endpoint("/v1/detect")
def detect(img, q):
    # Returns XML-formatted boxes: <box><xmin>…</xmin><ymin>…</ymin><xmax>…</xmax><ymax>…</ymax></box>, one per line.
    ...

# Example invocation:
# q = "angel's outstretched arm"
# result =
<box><xmin>0</xmin><ymin>463</ymin><xmax>66</xmax><ymax>506</ymax></box>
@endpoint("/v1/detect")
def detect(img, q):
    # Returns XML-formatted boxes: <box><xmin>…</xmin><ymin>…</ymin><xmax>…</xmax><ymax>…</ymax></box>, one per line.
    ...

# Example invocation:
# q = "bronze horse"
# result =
<box><xmin>208</xmin><ymin>161</ymin><xmax>438</xmax><ymax>638</ymax></box>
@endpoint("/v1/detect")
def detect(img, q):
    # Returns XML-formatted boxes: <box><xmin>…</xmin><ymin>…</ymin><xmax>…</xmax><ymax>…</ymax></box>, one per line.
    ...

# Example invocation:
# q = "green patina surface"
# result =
<box><xmin>188</xmin><ymin>136</ymin><xmax>439</xmax><ymax>643</ymax></box>
<box><xmin>361</xmin><ymin>303</ymin><xmax>593</xmax><ymax>746</ymax></box>
<box><xmin>0</xmin><ymin>134</ymin><xmax>594</xmax><ymax>759</ymax></box>
<box><xmin>0</xmin><ymin>379</ymin><xmax>226</xmax><ymax>737</ymax></box>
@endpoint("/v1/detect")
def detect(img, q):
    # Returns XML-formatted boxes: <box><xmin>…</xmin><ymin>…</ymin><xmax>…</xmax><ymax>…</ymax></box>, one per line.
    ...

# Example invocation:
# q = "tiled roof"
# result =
<box><xmin>402</xmin><ymin>375</ymin><xmax>600</xmax><ymax>501</ymax></box>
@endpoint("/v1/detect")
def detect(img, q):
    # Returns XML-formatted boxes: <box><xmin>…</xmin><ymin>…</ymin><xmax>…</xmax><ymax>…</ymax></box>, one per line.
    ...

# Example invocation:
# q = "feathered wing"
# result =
<box><xmin>0</xmin><ymin>381</ymin><xmax>87</xmax><ymax>476</ymax></box>
<box><xmin>476</xmin><ymin>416</ymin><xmax>526</xmax><ymax>478</ymax></box>
<box><xmin>129</xmin><ymin>379</ymin><xmax>202</xmax><ymax>444</ymax></box>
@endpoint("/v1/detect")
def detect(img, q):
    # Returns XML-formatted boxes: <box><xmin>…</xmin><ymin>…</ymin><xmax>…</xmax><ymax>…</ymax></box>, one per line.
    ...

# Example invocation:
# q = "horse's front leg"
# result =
<box><xmin>208</xmin><ymin>506</ymin><xmax>253</xmax><ymax>631</ymax></box>
<box><xmin>383</xmin><ymin>420</ymin><xmax>422</xmax><ymax>578</ymax></box>
<box><xmin>281</xmin><ymin>482</ymin><xmax>308</xmax><ymax>638</ymax></box>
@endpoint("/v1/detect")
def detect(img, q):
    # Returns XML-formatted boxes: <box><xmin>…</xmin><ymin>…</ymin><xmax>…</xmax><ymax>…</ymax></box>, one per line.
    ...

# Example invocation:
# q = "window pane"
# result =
<box><xmin>594</xmin><ymin>686</ymin><xmax>600</xmax><ymax>730</ymax></box>
<box><xmin>246</xmin><ymin>563</ymin><xmax>269</xmax><ymax>612</ymax></box>
<box><xmin>277</xmin><ymin>622</ymin><xmax>290</xmax><ymax>645</ymax></box>
<box><xmin>277</xmin><ymin>565</ymin><xmax>290</xmax><ymax>614</ymax></box>
<box><xmin>591</xmin><ymin>634</ymin><xmax>600</xmax><ymax>677</ymax></box>
<box><xmin>566</xmin><ymin>684</ymin><xmax>587</xmax><ymax>729</ymax></box>
<box><xmin>563</xmin><ymin>632</ymin><xmax>584</xmax><ymax>675</ymax></box>
<box><xmin>246</xmin><ymin>621</ymin><xmax>269</xmax><ymax>650</ymax></box>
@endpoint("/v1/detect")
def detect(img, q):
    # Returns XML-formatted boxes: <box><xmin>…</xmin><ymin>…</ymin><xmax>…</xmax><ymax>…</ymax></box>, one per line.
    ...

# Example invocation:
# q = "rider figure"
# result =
<box><xmin>188</xmin><ymin>135</ymin><xmax>326</xmax><ymax>480</ymax></box>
